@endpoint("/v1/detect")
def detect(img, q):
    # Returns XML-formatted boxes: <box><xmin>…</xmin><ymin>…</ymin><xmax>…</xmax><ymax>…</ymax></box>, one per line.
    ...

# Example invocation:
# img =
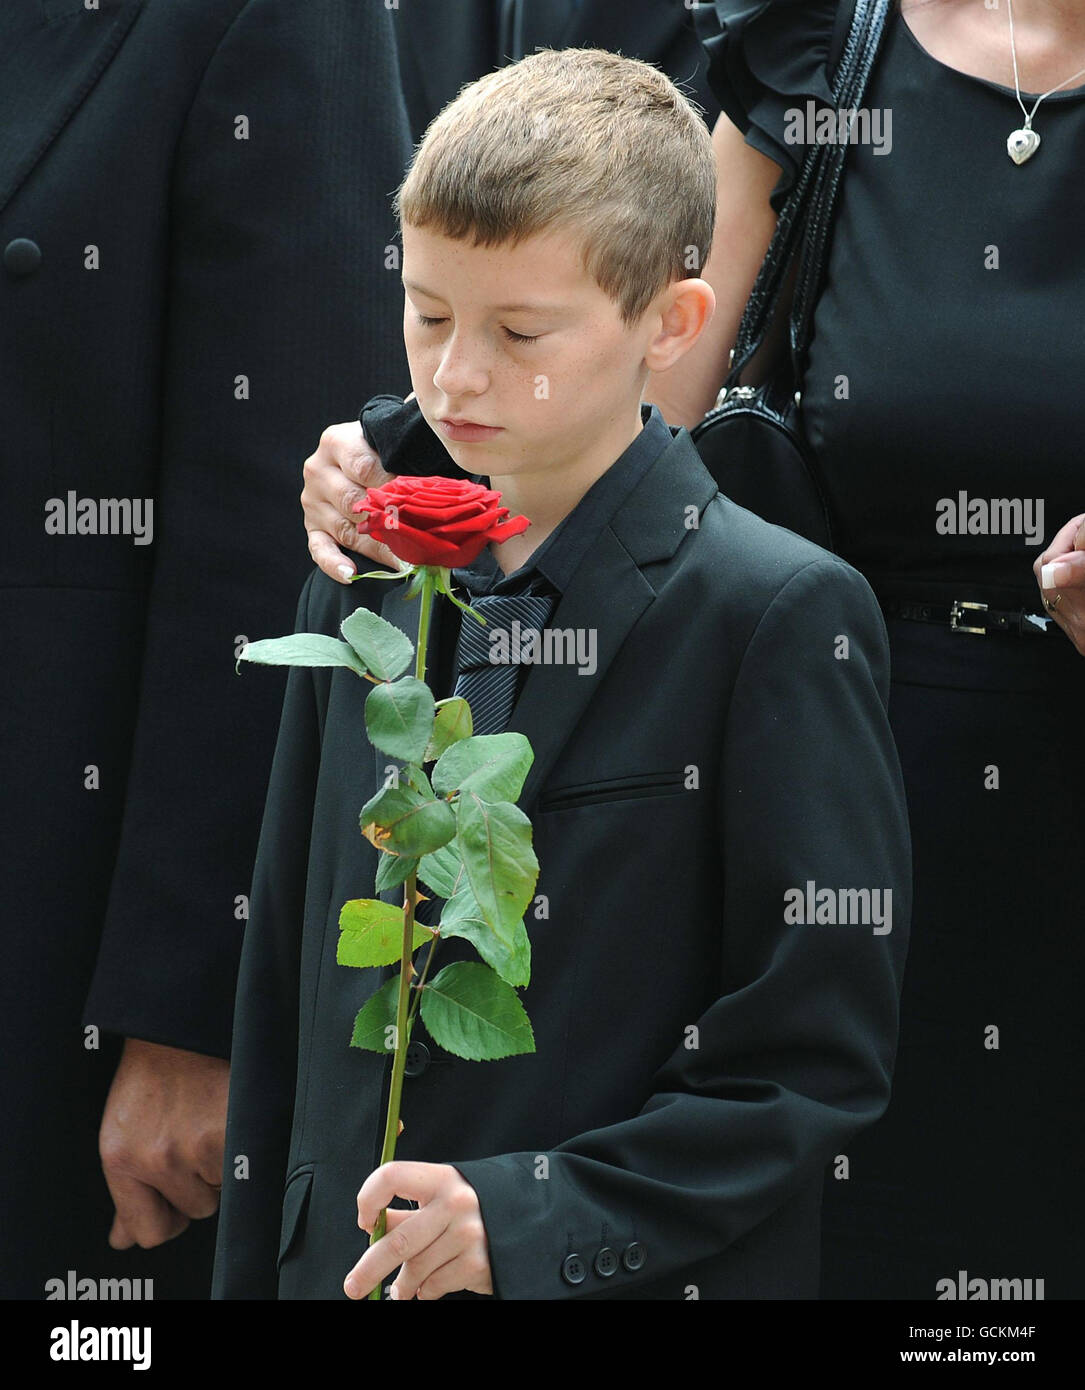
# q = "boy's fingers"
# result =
<box><xmin>345</xmin><ymin>1205</ymin><xmax>450</xmax><ymax>1300</ymax></box>
<box><xmin>397</xmin><ymin>1249</ymin><xmax>490</xmax><ymax>1301</ymax></box>
<box><xmin>388</xmin><ymin>1229</ymin><xmax>464</xmax><ymax>1300</ymax></box>
<box><xmin>356</xmin><ymin>1160</ymin><xmax>443</xmax><ymax>1231</ymax></box>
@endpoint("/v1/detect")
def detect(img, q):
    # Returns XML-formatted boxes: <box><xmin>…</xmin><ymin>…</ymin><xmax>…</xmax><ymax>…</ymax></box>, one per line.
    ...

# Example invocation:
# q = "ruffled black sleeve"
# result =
<box><xmin>694</xmin><ymin>0</ymin><xmax>851</xmax><ymax>212</ymax></box>
<box><xmin>359</xmin><ymin>394</ymin><xmax>463</xmax><ymax>478</ymax></box>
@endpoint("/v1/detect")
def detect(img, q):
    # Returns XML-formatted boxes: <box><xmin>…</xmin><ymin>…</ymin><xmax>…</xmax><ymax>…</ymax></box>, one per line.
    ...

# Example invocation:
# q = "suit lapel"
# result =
<box><xmin>504</xmin><ymin>526</ymin><xmax>654</xmax><ymax>817</ymax></box>
<box><xmin>0</xmin><ymin>0</ymin><xmax>143</xmax><ymax>218</ymax></box>
<box><xmin>507</xmin><ymin>429</ymin><xmax>718</xmax><ymax>818</ymax></box>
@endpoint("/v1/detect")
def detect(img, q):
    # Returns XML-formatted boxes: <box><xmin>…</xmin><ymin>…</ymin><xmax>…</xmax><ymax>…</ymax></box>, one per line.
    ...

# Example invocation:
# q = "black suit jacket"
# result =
<box><xmin>213</xmin><ymin>423</ymin><xmax>911</xmax><ymax>1299</ymax></box>
<box><xmin>393</xmin><ymin>0</ymin><xmax>721</xmax><ymax>146</ymax></box>
<box><xmin>0</xmin><ymin>0</ymin><xmax>410</xmax><ymax>1295</ymax></box>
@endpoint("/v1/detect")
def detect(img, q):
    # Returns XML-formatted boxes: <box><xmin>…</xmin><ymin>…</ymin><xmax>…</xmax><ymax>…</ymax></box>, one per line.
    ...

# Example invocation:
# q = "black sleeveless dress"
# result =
<box><xmin>700</xmin><ymin>0</ymin><xmax>1085</xmax><ymax>1298</ymax></box>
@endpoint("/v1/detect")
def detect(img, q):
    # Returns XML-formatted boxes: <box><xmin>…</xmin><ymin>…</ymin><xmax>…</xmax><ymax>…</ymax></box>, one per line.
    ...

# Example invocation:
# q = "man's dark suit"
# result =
<box><xmin>213</xmin><ymin>421</ymin><xmax>912</xmax><ymax>1299</ymax></box>
<box><xmin>392</xmin><ymin>0</ymin><xmax>721</xmax><ymax>146</ymax></box>
<box><xmin>0</xmin><ymin>0</ymin><xmax>410</xmax><ymax>1296</ymax></box>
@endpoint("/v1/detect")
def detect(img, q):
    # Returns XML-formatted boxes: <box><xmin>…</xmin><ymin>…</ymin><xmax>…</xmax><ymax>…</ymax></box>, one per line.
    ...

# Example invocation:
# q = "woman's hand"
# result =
<box><xmin>301</xmin><ymin>419</ymin><xmax>411</xmax><ymax>584</ymax></box>
<box><xmin>1034</xmin><ymin>511</ymin><xmax>1085</xmax><ymax>655</ymax></box>
<box><xmin>344</xmin><ymin>1161</ymin><xmax>494</xmax><ymax>1300</ymax></box>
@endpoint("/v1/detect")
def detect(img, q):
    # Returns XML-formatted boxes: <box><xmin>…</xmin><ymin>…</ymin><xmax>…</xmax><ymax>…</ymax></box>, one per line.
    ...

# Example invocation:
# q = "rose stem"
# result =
<box><xmin>365</xmin><ymin>566</ymin><xmax>440</xmax><ymax>1299</ymax></box>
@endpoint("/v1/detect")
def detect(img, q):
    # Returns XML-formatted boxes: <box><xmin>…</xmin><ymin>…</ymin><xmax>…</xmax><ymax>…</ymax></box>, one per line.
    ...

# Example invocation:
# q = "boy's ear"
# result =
<box><xmin>643</xmin><ymin>278</ymin><xmax>716</xmax><ymax>374</ymax></box>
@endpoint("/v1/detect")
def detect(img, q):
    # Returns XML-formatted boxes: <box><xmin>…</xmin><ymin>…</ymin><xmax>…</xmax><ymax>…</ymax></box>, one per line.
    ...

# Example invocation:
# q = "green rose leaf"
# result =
<box><xmin>337</xmin><ymin>898</ymin><xmax>434</xmax><ymax>968</ymax></box>
<box><xmin>419</xmin><ymin>961</ymin><xmax>535</xmax><ymax>1061</ymax></box>
<box><xmin>365</xmin><ymin>678</ymin><xmax>435</xmax><ymax>763</ymax></box>
<box><xmin>237</xmin><ymin>634</ymin><xmax>367</xmax><ymax>677</ymax></box>
<box><xmin>417</xmin><ymin>842</ymin><xmax>465</xmax><ymax>900</ymax></box>
<box><xmin>439</xmin><ymin>880</ymin><xmax>531</xmax><ymax>988</ymax></box>
<box><xmin>432</xmin><ymin>732</ymin><xmax>533</xmax><ymax>803</ymax></box>
<box><xmin>360</xmin><ymin>783</ymin><xmax>456</xmax><ymax>856</ymax></box>
<box><xmin>457</xmin><ymin>791</ymin><xmax>539</xmax><ymax>941</ymax></box>
<box><xmin>405</xmin><ymin>762</ymin><xmax>434</xmax><ymax>798</ymax></box>
<box><xmin>339</xmin><ymin>608</ymin><xmax>413</xmax><ymax>680</ymax></box>
<box><xmin>424</xmin><ymin>698</ymin><xmax>473</xmax><ymax>762</ymax></box>
<box><xmin>350</xmin><ymin>976</ymin><xmax>405</xmax><ymax>1053</ymax></box>
<box><xmin>374</xmin><ymin>849</ymin><xmax>419</xmax><ymax>894</ymax></box>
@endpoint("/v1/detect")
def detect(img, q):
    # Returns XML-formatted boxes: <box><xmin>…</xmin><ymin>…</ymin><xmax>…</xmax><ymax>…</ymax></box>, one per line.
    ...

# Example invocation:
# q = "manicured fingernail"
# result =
<box><xmin>388</xmin><ymin>1285</ymin><xmax>399</xmax><ymax>1300</ymax></box>
<box><xmin>337</xmin><ymin>564</ymin><xmax>355</xmax><ymax>581</ymax></box>
<box><xmin>1042</xmin><ymin>561</ymin><xmax>1069</xmax><ymax>588</ymax></box>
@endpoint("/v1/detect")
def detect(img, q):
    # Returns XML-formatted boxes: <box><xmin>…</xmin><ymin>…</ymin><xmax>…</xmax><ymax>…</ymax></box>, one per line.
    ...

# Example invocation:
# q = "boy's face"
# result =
<box><xmin>400</xmin><ymin>220</ymin><xmax>660</xmax><ymax>481</ymax></box>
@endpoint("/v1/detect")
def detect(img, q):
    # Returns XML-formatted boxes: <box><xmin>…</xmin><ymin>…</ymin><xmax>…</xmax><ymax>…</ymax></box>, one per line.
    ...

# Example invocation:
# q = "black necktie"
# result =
<box><xmin>452</xmin><ymin>591</ymin><xmax>558</xmax><ymax>735</ymax></box>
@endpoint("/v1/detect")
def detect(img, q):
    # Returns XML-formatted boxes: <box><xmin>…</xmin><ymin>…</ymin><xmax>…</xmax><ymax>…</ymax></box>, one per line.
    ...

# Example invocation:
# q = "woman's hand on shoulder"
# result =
<box><xmin>1035</xmin><ymin>512</ymin><xmax>1085</xmax><ymax>655</ymax></box>
<box><xmin>301</xmin><ymin>416</ymin><xmax>413</xmax><ymax>584</ymax></box>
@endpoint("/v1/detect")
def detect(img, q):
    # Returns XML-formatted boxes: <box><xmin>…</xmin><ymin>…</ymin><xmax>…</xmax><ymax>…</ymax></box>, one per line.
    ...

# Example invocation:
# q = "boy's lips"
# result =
<box><xmin>438</xmin><ymin>418</ymin><xmax>504</xmax><ymax>442</ymax></box>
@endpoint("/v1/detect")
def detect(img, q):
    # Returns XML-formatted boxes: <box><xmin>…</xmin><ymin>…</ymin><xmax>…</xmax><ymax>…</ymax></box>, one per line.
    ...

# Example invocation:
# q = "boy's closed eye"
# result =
<box><xmin>412</xmin><ymin>311</ymin><xmax>539</xmax><ymax>344</ymax></box>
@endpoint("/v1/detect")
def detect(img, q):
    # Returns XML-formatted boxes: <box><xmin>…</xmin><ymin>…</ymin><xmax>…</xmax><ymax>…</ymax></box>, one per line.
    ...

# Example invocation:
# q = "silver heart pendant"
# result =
<box><xmin>1007</xmin><ymin>126</ymin><xmax>1041</xmax><ymax>164</ymax></box>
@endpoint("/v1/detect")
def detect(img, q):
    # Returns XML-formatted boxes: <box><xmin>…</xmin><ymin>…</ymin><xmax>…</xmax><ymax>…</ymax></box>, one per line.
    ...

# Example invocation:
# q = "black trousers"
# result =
<box><xmin>820</xmin><ymin>618</ymin><xmax>1084</xmax><ymax>1299</ymax></box>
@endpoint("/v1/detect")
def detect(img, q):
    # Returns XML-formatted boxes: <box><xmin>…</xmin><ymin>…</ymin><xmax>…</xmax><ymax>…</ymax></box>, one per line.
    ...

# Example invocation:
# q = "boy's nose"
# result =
<box><xmin>432</xmin><ymin>334</ymin><xmax>490</xmax><ymax>397</ymax></box>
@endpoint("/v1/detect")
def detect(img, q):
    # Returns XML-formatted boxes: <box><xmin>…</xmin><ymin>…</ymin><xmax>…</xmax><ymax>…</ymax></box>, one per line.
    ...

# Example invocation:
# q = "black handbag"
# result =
<box><xmin>690</xmin><ymin>0</ymin><xmax>892</xmax><ymax>550</ymax></box>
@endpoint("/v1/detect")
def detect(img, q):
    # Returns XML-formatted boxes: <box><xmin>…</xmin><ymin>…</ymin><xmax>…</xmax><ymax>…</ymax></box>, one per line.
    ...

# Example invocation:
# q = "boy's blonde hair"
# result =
<box><xmin>393</xmin><ymin>47</ymin><xmax>716</xmax><ymax>326</ymax></box>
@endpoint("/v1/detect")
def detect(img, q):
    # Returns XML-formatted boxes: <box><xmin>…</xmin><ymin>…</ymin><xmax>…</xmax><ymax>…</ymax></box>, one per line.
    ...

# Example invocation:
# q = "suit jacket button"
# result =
<box><xmin>593</xmin><ymin>1246</ymin><xmax>618</xmax><ymax>1277</ymax></box>
<box><xmin>4</xmin><ymin>238</ymin><xmax>42</xmax><ymax>276</ymax></box>
<box><xmin>560</xmin><ymin>1254</ymin><xmax>586</xmax><ymax>1286</ymax></box>
<box><xmin>403</xmin><ymin>1041</ymin><xmax>430</xmax><ymax>1077</ymax></box>
<box><xmin>621</xmin><ymin>1241</ymin><xmax>646</xmax><ymax>1272</ymax></box>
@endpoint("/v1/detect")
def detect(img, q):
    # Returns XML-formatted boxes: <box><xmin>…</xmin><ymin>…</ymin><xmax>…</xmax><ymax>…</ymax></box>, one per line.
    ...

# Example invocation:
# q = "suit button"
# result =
<box><xmin>593</xmin><ymin>1246</ymin><xmax>618</xmax><ymax>1278</ymax></box>
<box><xmin>403</xmin><ymin>1041</ymin><xmax>430</xmax><ymax>1077</ymax></box>
<box><xmin>621</xmin><ymin>1241</ymin><xmax>646</xmax><ymax>1272</ymax></box>
<box><xmin>560</xmin><ymin>1254</ymin><xmax>586</xmax><ymax>1286</ymax></box>
<box><xmin>4</xmin><ymin>238</ymin><xmax>42</xmax><ymax>276</ymax></box>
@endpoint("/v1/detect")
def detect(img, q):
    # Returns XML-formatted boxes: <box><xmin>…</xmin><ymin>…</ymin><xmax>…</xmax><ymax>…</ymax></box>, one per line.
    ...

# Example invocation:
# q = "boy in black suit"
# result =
<box><xmin>213</xmin><ymin>47</ymin><xmax>911</xmax><ymax>1301</ymax></box>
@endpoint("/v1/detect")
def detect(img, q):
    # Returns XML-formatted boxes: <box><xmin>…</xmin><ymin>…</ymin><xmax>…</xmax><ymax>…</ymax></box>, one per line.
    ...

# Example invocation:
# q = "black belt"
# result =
<box><xmin>877</xmin><ymin>594</ymin><xmax>1055</xmax><ymax>637</ymax></box>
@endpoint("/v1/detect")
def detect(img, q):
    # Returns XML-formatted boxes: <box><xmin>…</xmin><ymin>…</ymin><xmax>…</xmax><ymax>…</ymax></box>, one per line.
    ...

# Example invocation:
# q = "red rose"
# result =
<box><xmin>352</xmin><ymin>476</ymin><xmax>530</xmax><ymax>569</ymax></box>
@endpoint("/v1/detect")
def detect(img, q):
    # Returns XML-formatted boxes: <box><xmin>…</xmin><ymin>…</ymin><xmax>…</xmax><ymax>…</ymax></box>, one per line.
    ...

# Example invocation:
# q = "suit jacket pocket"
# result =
<box><xmin>537</xmin><ymin>770</ymin><xmax>688</xmax><ymax>813</ymax></box>
<box><xmin>278</xmin><ymin>1165</ymin><xmax>315</xmax><ymax>1271</ymax></box>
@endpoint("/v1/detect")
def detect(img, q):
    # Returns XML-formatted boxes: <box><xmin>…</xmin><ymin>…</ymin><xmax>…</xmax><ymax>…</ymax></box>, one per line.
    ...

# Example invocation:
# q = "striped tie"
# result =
<box><xmin>452</xmin><ymin>592</ymin><xmax>557</xmax><ymax>736</ymax></box>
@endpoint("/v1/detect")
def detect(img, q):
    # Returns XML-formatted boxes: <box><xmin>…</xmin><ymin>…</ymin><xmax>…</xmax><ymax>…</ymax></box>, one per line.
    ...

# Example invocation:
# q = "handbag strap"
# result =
<box><xmin>725</xmin><ymin>0</ymin><xmax>891</xmax><ymax>389</ymax></box>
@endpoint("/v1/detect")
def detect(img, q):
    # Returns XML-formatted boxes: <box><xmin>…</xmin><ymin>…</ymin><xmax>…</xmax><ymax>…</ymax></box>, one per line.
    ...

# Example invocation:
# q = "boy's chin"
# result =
<box><xmin>431</xmin><ymin>440</ymin><xmax>494</xmax><ymax>482</ymax></box>
<box><xmin>429</xmin><ymin>435</ymin><xmax>514</xmax><ymax>481</ymax></box>
<box><xmin>436</xmin><ymin>443</ymin><xmax>489</xmax><ymax>477</ymax></box>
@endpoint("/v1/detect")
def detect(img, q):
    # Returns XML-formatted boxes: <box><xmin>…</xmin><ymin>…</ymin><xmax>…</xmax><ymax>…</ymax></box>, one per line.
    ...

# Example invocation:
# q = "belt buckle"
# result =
<box><xmin>950</xmin><ymin>599</ymin><xmax>987</xmax><ymax>635</ymax></box>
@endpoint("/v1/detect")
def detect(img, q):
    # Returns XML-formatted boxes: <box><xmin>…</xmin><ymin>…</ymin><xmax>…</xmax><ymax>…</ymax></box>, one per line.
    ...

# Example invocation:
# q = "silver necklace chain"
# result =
<box><xmin>1006</xmin><ymin>0</ymin><xmax>1085</xmax><ymax>162</ymax></box>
